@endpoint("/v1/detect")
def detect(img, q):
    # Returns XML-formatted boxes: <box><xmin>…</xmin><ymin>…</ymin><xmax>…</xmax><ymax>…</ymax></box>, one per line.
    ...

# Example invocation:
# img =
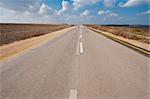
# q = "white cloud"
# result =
<box><xmin>97</xmin><ymin>10</ymin><xmax>118</xmax><ymax>17</ymax></box>
<box><xmin>73</xmin><ymin>0</ymin><xmax>100</xmax><ymax>9</ymax></box>
<box><xmin>119</xmin><ymin>0</ymin><xmax>150</xmax><ymax>7</ymax></box>
<box><xmin>103</xmin><ymin>0</ymin><xmax>115</xmax><ymax>7</ymax></box>
<box><xmin>98</xmin><ymin>10</ymin><xmax>105</xmax><ymax>15</ymax></box>
<box><xmin>0</xmin><ymin>7</ymin><xmax>35</xmax><ymax>23</ymax></box>
<box><xmin>0</xmin><ymin>0</ymin><xmax>148</xmax><ymax>24</ymax></box>
<box><xmin>0</xmin><ymin>0</ymin><xmax>42</xmax><ymax>12</ymax></box>
<box><xmin>80</xmin><ymin>9</ymin><xmax>90</xmax><ymax>17</ymax></box>
<box><xmin>73</xmin><ymin>0</ymin><xmax>116</xmax><ymax>9</ymax></box>
<box><xmin>0</xmin><ymin>0</ymin><xmax>74</xmax><ymax>23</ymax></box>
<box><xmin>23</xmin><ymin>11</ymin><xmax>32</xmax><ymax>16</ymax></box>
<box><xmin>39</xmin><ymin>3</ymin><xmax>48</xmax><ymax>15</ymax></box>
<box><xmin>39</xmin><ymin>3</ymin><xmax>55</xmax><ymax>15</ymax></box>
<box><xmin>139</xmin><ymin>10</ymin><xmax>150</xmax><ymax>15</ymax></box>
<box><xmin>108</xmin><ymin>12</ymin><xmax>118</xmax><ymax>17</ymax></box>
<box><xmin>57</xmin><ymin>0</ymin><xmax>71</xmax><ymax>15</ymax></box>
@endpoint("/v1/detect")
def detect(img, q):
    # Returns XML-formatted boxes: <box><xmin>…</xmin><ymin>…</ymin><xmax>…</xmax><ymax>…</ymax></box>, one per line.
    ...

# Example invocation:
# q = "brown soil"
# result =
<box><xmin>0</xmin><ymin>26</ymin><xmax>75</xmax><ymax>60</ymax></box>
<box><xmin>0</xmin><ymin>23</ymin><xmax>72</xmax><ymax>45</ymax></box>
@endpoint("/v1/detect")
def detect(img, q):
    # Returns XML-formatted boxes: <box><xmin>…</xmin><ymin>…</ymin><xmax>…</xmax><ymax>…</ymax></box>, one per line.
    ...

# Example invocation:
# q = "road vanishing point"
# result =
<box><xmin>0</xmin><ymin>26</ymin><xmax>149</xmax><ymax>99</ymax></box>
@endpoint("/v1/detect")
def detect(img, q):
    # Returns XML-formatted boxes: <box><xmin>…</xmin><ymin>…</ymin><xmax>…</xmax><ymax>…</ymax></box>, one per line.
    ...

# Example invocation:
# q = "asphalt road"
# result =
<box><xmin>0</xmin><ymin>26</ymin><xmax>149</xmax><ymax>99</ymax></box>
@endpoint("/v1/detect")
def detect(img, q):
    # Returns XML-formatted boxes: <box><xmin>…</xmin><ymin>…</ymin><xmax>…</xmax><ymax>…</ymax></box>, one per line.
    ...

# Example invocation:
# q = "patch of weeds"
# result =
<box><xmin>130</xmin><ymin>28</ymin><xmax>145</xmax><ymax>35</ymax></box>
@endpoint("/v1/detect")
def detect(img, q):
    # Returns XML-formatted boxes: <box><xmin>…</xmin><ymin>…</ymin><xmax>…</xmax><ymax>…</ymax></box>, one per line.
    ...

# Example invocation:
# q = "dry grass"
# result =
<box><xmin>86</xmin><ymin>25</ymin><xmax>150</xmax><ymax>44</ymax></box>
<box><xmin>0</xmin><ymin>23</ymin><xmax>72</xmax><ymax>45</ymax></box>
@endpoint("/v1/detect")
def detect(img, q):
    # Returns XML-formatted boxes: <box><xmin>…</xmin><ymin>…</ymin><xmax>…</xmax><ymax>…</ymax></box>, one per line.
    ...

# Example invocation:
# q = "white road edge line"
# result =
<box><xmin>69</xmin><ymin>89</ymin><xmax>77</xmax><ymax>99</ymax></box>
<box><xmin>80</xmin><ymin>42</ymin><xmax>84</xmax><ymax>54</ymax></box>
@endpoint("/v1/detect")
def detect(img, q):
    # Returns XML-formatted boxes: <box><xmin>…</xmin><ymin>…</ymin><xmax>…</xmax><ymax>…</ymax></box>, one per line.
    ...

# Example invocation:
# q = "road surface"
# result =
<box><xmin>0</xmin><ymin>26</ymin><xmax>149</xmax><ymax>99</ymax></box>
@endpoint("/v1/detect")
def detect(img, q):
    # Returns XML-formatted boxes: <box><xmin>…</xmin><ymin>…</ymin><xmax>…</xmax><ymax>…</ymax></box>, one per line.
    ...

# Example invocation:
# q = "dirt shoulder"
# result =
<box><xmin>86</xmin><ymin>25</ymin><xmax>149</xmax><ymax>44</ymax></box>
<box><xmin>0</xmin><ymin>26</ymin><xmax>76</xmax><ymax>61</ymax></box>
<box><xmin>88</xmin><ymin>26</ymin><xmax>149</xmax><ymax>51</ymax></box>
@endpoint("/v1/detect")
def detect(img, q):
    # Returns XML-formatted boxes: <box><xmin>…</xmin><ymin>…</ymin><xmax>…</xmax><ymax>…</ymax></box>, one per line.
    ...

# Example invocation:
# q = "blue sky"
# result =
<box><xmin>0</xmin><ymin>0</ymin><xmax>149</xmax><ymax>24</ymax></box>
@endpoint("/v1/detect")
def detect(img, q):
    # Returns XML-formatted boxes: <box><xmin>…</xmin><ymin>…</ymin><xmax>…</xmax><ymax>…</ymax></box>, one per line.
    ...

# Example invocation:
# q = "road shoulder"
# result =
<box><xmin>0</xmin><ymin>26</ymin><xmax>76</xmax><ymax>61</ymax></box>
<box><xmin>88</xmin><ymin>26</ymin><xmax>150</xmax><ymax>56</ymax></box>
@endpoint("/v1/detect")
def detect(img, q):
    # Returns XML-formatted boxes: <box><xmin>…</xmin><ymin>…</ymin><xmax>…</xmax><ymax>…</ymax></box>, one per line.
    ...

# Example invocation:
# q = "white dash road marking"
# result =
<box><xmin>69</xmin><ymin>89</ymin><xmax>77</xmax><ymax>99</ymax></box>
<box><xmin>76</xmin><ymin>37</ymin><xmax>80</xmax><ymax>55</ymax></box>
<box><xmin>80</xmin><ymin>42</ymin><xmax>84</xmax><ymax>54</ymax></box>
<box><xmin>79</xmin><ymin>35</ymin><xmax>82</xmax><ymax>38</ymax></box>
